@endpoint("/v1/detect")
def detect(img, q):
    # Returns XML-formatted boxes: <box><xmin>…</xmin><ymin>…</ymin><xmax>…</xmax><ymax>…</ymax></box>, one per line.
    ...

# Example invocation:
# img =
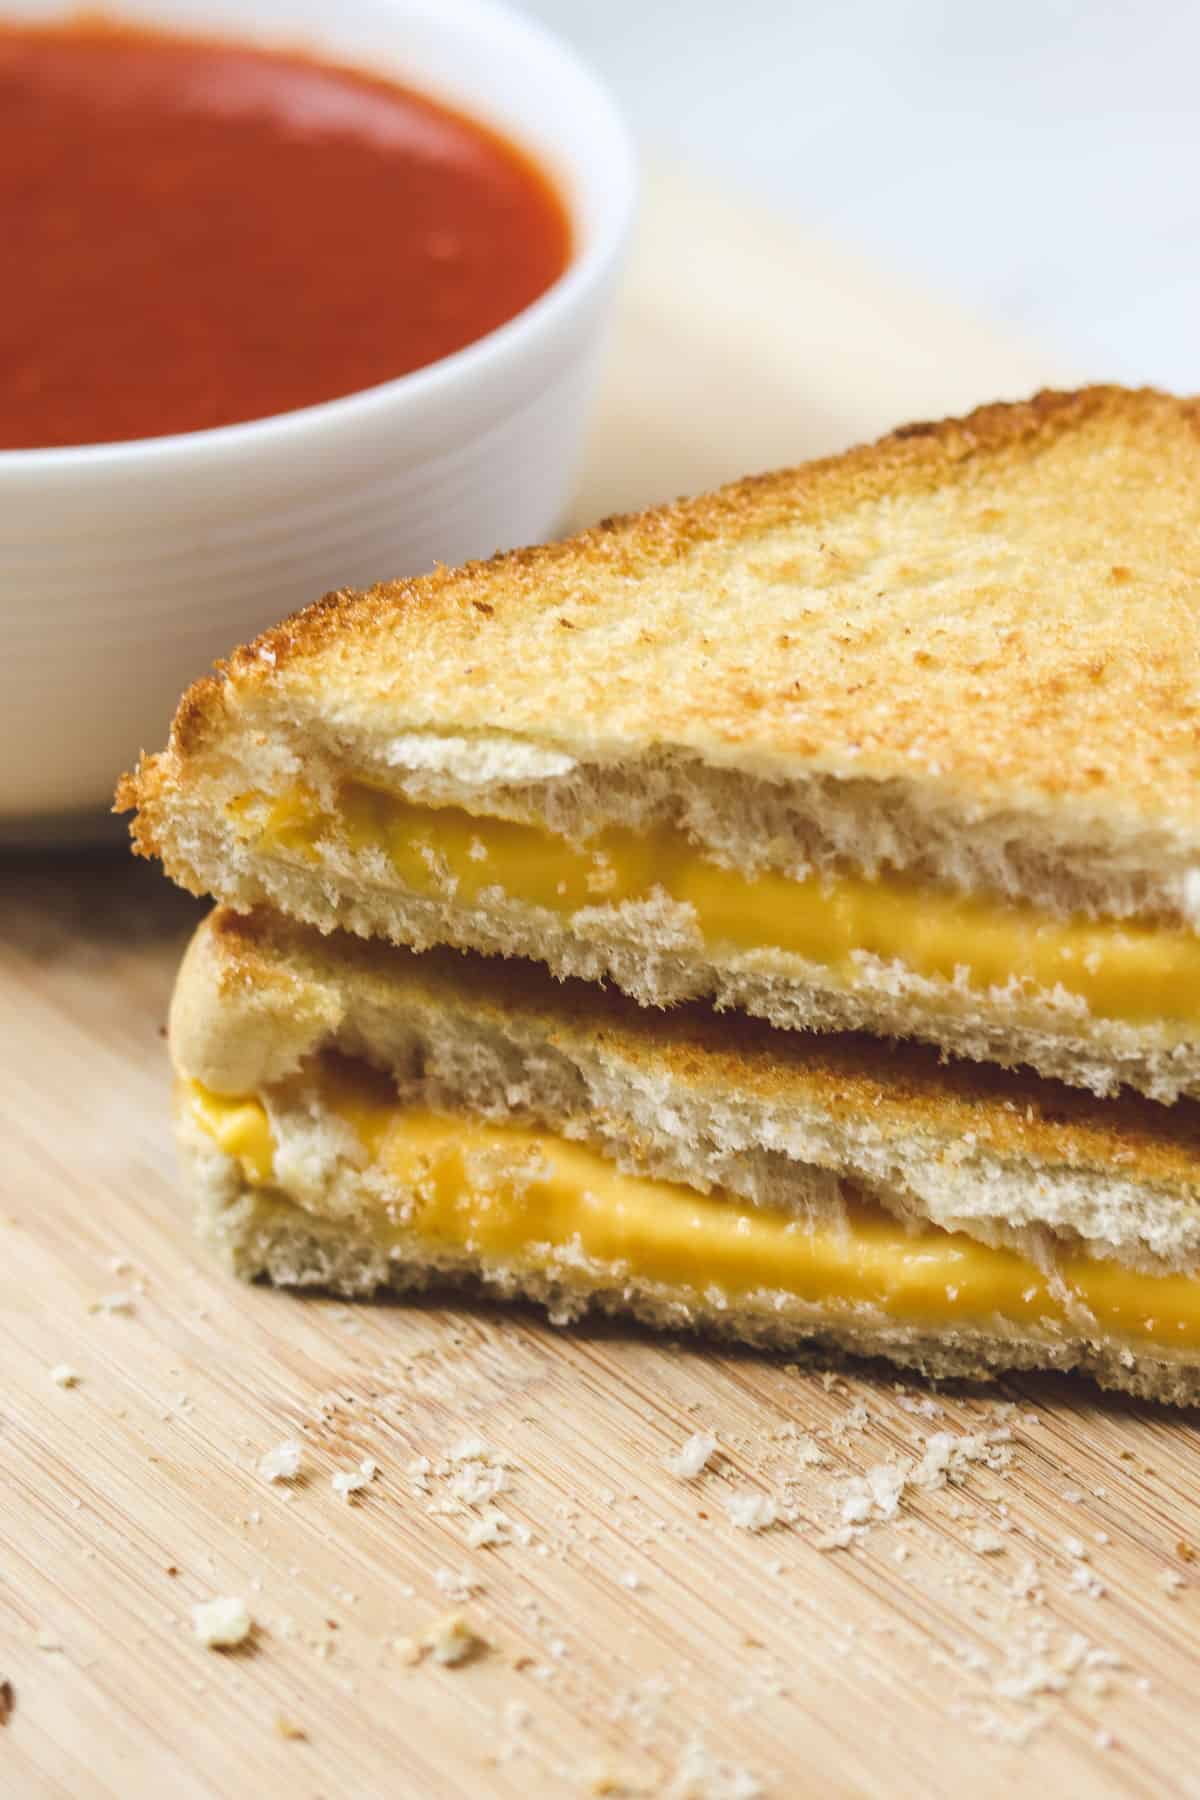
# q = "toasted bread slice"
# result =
<box><xmin>123</xmin><ymin>387</ymin><xmax>1200</xmax><ymax>1099</ymax></box>
<box><xmin>173</xmin><ymin>908</ymin><xmax>1200</xmax><ymax>1402</ymax></box>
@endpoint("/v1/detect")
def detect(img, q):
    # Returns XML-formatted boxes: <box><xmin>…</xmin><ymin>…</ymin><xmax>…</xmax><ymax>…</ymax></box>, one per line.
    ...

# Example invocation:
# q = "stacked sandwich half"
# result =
<box><xmin>119</xmin><ymin>386</ymin><xmax>1200</xmax><ymax>1403</ymax></box>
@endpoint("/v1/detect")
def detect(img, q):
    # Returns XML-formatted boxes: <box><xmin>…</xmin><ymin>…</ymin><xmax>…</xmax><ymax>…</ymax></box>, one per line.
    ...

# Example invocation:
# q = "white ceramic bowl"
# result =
<box><xmin>1</xmin><ymin>0</ymin><xmax>635</xmax><ymax>838</ymax></box>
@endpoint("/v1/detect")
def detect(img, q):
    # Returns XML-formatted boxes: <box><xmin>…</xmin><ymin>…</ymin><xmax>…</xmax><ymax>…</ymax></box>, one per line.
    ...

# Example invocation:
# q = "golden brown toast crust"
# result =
<box><xmin>180</xmin><ymin>906</ymin><xmax>1200</xmax><ymax>1191</ymax></box>
<box><xmin>120</xmin><ymin>385</ymin><xmax>1200</xmax><ymax>840</ymax></box>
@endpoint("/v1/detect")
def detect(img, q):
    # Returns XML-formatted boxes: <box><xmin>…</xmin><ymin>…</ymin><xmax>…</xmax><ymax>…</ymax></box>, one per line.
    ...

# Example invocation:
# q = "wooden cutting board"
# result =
<box><xmin>6</xmin><ymin>172</ymin><xmax>1197</xmax><ymax>1800</ymax></box>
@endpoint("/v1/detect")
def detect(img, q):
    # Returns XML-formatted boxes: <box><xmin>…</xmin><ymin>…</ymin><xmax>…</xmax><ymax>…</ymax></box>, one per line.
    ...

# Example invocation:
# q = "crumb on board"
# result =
<box><xmin>813</xmin><ymin>1527</ymin><xmax>856</xmax><ymax>1552</ymax></box>
<box><xmin>41</xmin><ymin>1320</ymin><xmax>1182</xmax><ymax>1770</ymax></box>
<box><xmin>447</xmin><ymin>1436</ymin><xmax>490</xmax><ymax>1463</ymax></box>
<box><xmin>259</xmin><ymin>1439</ymin><xmax>304</xmax><ymax>1483</ymax></box>
<box><xmin>274</xmin><ymin>1713</ymin><xmax>307</xmax><ymax>1741</ymax></box>
<box><xmin>665</xmin><ymin>1432</ymin><xmax>718</xmax><ymax>1480</ymax></box>
<box><xmin>665</xmin><ymin>1737</ymin><xmax>764</xmax><ymax>1800</ymax></box>
<box><xmin>192</xmin><ymin>1597</ymin><xmax>254</xmax><ymax>1650</ymax></box>
<box><xmin>424</xmin><ymin>1613</ymin><xmax>487</xmax><ymax>1667</ymax></box>
<box><xmin>841</xmin><ymin>1462</ymin><xmax>906</xmax><ymax>1524</ymax></box>
<box><xmin>332</xmin><ymin>1458</ymin><xmax>378</xmax><ymax>1501</ymax></box>
<box><xmin>87</xmin><ymin>1292</ymin><xmax>135</xmax><ymax>1316</ymax></box>
<box><xmin>724</xmin><ymin>1491</ymin><xmax>778</xmax><ymax>1533</ymax></box>
<box><xmin>465</xmin><ymin>1510</ymin><xmax>509</xmax><ymax>1549</ymax></box>
<box><xmin>434</xmin><ymin>1567</ymin><xmax>481</xmax><ymax>1603</ymax></box>
<box><xmin>50</xmin><ymin>1364</ymin><xmax>80</xmax><ymax>1388</ymax></box>
<box><xmin>393</xmin><ymin>1612</ymin><xmax>489</xmax><ymax>1669</ymax></box>
<box><xmin>0</xmin><ymin>1681</ymin><xmax>12</xmax><ymax>1727</ymax></box>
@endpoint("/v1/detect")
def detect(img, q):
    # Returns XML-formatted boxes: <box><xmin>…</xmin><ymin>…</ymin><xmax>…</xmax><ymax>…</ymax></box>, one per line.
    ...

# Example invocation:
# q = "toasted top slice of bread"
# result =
<box><xmin>174</xmin><ymin>907</ymin><xmax>1200</xmax><ymax>1276</ymax></box>
<box><xmin>121</xmin><ymin>387</ymin><xmax>1200</xmax><ymax>924</ymax></box>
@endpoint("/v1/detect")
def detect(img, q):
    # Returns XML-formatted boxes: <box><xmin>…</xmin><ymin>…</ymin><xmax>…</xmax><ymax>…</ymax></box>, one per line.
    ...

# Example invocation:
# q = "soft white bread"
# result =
<box><xmin>124</xmin><ymin>388</ymin><xmax>1200</xmax><ymax>1098</ymax></box>
<box><xmin>170</xmin><ymin>909</ymin><xmax>1200</xmax><ymax>1402</ymax></box>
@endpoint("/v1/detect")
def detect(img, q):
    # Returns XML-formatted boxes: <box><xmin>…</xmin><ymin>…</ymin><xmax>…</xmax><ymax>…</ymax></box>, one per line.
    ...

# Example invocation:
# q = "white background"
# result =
<box><xmin>521</xmin><ymin>0</ymin><xmax>1200</xmax><ymax>389</ymax></box>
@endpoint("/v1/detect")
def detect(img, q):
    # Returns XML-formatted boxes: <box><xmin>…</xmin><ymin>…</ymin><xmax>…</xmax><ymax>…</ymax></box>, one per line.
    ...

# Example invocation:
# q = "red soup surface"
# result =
<box><xmin>0</xmin><ymin>19</ymin><xmax>571</xmax><ymax>448</ymax></box>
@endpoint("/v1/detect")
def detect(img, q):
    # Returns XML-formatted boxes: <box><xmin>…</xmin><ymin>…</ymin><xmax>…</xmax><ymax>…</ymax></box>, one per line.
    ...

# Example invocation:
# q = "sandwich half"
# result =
<box><xmin>174</xmin><ymin>906</ymin><xmax>1200</xmax><ymax>1404</ymax></box>
<box><xmin>124</xmin><ymin>387</ymin><xmax>1200</xmax><ymax>1101</ymax></box>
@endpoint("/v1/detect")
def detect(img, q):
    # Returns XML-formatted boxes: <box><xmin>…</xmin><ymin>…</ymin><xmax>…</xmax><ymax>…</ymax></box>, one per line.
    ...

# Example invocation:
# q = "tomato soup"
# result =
<box><xmin>0</xmin><ymin>19</ymin><xmax>571</xmax><ymax>448</ymax></box>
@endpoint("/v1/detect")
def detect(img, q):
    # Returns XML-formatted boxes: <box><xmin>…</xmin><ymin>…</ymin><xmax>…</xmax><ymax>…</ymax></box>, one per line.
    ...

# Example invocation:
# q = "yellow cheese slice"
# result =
<box><xmin>231</xmin><ymin>784</ymin><xmax>1200</xmax><ymax>1027</ymax></box>
<box><xmin>185</xmin><ymin>1072</ymin><xmax>1200</xmax><ymax>1351</ymax></box>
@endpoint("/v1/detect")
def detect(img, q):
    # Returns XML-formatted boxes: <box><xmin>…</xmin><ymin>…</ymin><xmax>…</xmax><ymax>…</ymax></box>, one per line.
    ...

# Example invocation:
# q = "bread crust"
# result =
<box><xmin>121</xmin><ymin>385</ymin><xmax>1200</xmax><ymax>839</ymax></box>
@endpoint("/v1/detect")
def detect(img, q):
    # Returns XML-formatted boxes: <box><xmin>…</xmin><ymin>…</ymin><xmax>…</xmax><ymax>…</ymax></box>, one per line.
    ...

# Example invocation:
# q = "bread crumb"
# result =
<box><xmin>0</xmin><ymin>1681</ymin><xmax>12</xmax><ymax>1727</ymax></box>
<box><xmin>50</xmin><ymin>1365</ymin><xmax>80</xmax><ymax>1388</ymax></box>
<box><xmin>88</xmin><ymin>1292</ymin><xmax>135</xmax><ymax>1316</ymax></box>
<box><xmin>912</xmin><ymin>1430</ymin><xmax>1012</xmax><ymax>1490</ymax></box>
<box><xmin>465</xmin><ymin>1510</ymin><xmax>509</xmax><ymax>1549</ymax></box>
<box><xmin>791</xmin><ymin>1433</ymin><xmax>826</xmax><ymax>1468</ymax></box>
<box><xmin>449</xmin><ymin>1460</ymin><xmax>506</xmax><ymax>1509</ymax></box>
<box><xmin>1158</xmin><ymin>1569</ymin><xmax>1185</xmax><ymax>1596</ymax></box>
<box><xmin>259</xmin><ymin>1439</ymin><xmax>303</xmax><ymax>1483</ymax></box>
<box><xmin>447</xmin><ymin>1436</ymin><xmax>490</xmax><ymax>1463</ymax></box>
<box><xmin>1068</xmin><ymin>1563</ymin><xmax>1105</xmax><ymax>1598</ymax></box>
<box><xmin>828</xmin><ymin>1401</ymin><xmax>870</xmax><ymax>1444</ymax></box>
<box><xmin>434</xmin><ymin>1567</ymin><xmax>480</xmax><ymax>1603</ymax></box>
<box><xmin>841</xmin><ymin>1462</ymin><xmax>908</xmax><ymax>1524</ymax></box>
<box><xmin>192</xmin><ymin>1597</ymin><xmax>253</xmax><ymax>1649</ymax></box>
<box><xmin>36</xmin><ymin>1630</ymin><xmax>63</xmax><ymax>1653</ymax></box>
<box><xmin>665</xmin><ymin>1432</ymin><xmax>717</xmax><ymax>1480</ymax></box>
<box><xmin>423</xmin><ymin>1612</ymin><xmax>486</xmax><ymax>1667</ymax></box>
<box><xmin>274</xmin><ymin>1714</ymin><xmax>307</xmax><ymax>1741</ymax></box>
<box><xmin>813</xmin><ymin>1527</ymin><xmax>856</xmax><ymax>1552</ymax></box>
<box><xmin>664</xmin><ymin>1737</ymin><xmax>762</xmax><ymax>1799</ymax></box>
<box><xmin>970</xmin><ymin>1529</ymin><xmax>1007</xmax><ymax>1555</ymax></box>
<box><xmin>331</xmin><ymin>1457</ymin><xmax>377</xmax><ymax>1500</ymax></box>
<box><xmin>724</xmin><ymin>1491</ymin><xmax>777</xmax><ymax>1532</ymax></box>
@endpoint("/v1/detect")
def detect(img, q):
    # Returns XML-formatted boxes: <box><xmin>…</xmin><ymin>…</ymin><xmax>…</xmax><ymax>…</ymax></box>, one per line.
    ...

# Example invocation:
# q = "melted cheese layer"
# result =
<box><xmin>185</xmin><ymin>1072</ymin><xmax>1200</xmax><ymax>1350</ymax></box>
<box><xmin>232</xmin><ymin>784</ymin><xmax>1200</xmax><ymax>1027</ymax></box>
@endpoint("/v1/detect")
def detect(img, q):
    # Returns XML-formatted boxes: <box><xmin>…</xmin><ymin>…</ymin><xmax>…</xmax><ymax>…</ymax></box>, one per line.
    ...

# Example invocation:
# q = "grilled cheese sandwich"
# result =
<box><xmin>171</xmin><ymin>907</ymin><xmax>1200</xmax><ymax>1403</ymax></box>
<box><xmin>121</xmin><ymin>387</ymin><xmax>1200</xmax><ymax>1101</ymax></box>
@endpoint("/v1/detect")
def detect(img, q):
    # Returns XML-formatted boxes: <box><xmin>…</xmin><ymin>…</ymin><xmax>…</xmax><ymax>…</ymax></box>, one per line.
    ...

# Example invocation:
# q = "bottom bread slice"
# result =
<box><xmin>176</xmin><ymin>1072</ymin><xmax>1200</xmax><ymax>1408</ymax></box>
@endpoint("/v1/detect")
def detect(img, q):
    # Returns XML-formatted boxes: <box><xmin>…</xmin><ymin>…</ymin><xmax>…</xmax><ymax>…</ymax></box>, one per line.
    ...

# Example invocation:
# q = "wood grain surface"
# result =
<box><xmin>7</xmin><ymin>174</ymin><xmax>1197</xmax><ymax>1800</ymax></box>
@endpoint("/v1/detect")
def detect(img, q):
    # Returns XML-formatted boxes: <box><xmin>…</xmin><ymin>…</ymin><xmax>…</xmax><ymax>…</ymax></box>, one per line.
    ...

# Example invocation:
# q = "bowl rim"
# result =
<box><xmin>0</xmin><ymin>0</ymin><xmax>637</xmax><ymax>473</ymax></box>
